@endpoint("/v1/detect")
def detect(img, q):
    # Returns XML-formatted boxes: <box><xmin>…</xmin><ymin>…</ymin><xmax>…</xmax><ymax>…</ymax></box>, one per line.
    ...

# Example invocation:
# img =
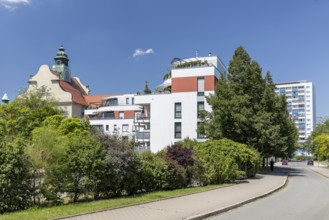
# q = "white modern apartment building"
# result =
<box><xmin>85</xmin><ymin>55</ymin><xmax>227</xmax><ymax>152</ymax></box>
<box><xmin>275</xmin><ymin>81</ymin><xmax>316</xmax><ymax>148</ymax></box>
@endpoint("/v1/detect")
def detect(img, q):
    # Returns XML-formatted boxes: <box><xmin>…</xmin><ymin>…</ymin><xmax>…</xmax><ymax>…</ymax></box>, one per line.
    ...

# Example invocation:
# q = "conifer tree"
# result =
<box><xmin>202</xmin><ymin>47</ymin><xmax>297</xmax><ymax>157</ymax></box>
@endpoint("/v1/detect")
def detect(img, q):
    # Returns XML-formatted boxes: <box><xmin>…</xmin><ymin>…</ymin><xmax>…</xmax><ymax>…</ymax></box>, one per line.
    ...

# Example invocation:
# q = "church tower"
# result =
<box><xmin>52</xmin><ymin>45</ymin><xmax>71</xmax><ymax>82</ymax></box>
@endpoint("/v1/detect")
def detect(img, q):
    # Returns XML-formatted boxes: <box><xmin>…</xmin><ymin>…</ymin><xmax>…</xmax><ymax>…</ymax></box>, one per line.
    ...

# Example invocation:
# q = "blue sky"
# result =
<box><xmin>0</xmin><ymin>0</ymin><xmax>328</xmax><ymax>116</ymax></box>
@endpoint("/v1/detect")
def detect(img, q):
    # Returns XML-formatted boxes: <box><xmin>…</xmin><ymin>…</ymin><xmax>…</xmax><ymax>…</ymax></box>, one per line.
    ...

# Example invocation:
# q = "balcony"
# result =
<box><xmin>136</xmin><ymin>132</ymin><xmax>150</xmax><ymax>140</ymax></box>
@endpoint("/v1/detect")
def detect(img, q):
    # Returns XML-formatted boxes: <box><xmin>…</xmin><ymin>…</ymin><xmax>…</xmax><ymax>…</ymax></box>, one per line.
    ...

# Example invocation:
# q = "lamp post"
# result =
<box><xmin>317</xmin><ymin>144</ymin><xmax>320</xmax><ymax>167</ymax></box>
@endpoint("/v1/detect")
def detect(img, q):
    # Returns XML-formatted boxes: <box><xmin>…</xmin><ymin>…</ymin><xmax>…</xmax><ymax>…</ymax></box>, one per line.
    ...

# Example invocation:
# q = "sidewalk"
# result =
<box><xmin>60</xmin><ymin>167</ymin><xmax>288</xmax><ymax>220</ymax></box>
<box><xmin>308</xmin><ymin>165</ymin><xmax>329</xmax><ymax>178</ymax></box>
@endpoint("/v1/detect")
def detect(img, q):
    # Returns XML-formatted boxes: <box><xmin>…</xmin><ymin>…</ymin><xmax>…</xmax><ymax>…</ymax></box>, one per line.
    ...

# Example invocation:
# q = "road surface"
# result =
<box><xmin>207</xmin><ymin>162</ymin><xmax>329</xmax><ymax>220</ymax></box>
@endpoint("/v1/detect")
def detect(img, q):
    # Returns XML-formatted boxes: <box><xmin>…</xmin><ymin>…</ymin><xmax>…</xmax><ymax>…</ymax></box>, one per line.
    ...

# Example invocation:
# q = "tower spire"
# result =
<box><xmin>52</xmin><ymin>45</ymin><xmax>71</xmax><ymax>82</ymax></box>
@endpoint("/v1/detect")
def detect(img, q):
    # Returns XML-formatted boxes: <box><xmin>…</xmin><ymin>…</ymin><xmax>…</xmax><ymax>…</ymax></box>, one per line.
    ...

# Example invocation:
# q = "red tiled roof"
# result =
<box><xmin>84</xmin><ymin>94</ymin><xmax>115</xmax><ymax>108</ymax></box>
<box><xmin>59</xmin><ymin>79</ymin><xmax>88</xmax><ymax>106</ymax></box>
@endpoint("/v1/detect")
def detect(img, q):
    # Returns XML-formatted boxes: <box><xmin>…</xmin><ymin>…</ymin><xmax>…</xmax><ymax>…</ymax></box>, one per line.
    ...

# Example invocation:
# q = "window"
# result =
<box><xmin>105</xmin><ymin>125</ymin><xmax>109</xmax><ymax>131</ymax></box>
<box><xmin>132</xmin><ymin>97</ymin><xmax>135</xmax><ymax>105</ymax></box>
<box><xmin>175</xmin><ymin>122</ymin><xmax>181</xmax><ymax>139</ymax></box>
<box><xmin>122</xmin><ymin>124</ymin><xmax>129</xmax><ymax>132</ymax></box>
<box><xmin>197</xmin><ymin>77</ymin><xmax>205</xmax><ymax>96</ymax></box>
<box><xmin>175</xmin><ymin>103</ymin><xmax>182</xmax><ymax>119</ymax></box>
<box><xmin>108</xmin><ymin>98</ymin><xmax>118</xmax><ymax>106</ymax></box>
<box><xmin>103</xmin><ymin>112</ymin><xmax>114</xmax><ymax>119</ymax></box>
<box><xmin>126</xmin><ymin>98</ymin><xmax>129</xmax><ymax>104</ymax></box>
<box><xmin>197</xmin><ymin>122</ymin><xmax>206</xmax><ymax>139</ymax></box>
<box><xmin>119</xmin><ymin>111</ymin><xmax>124</xmax><ymax>119</ymax></box>
<box><xmin>197</xmin><ymin>101</ymin><xmax>205</xmax><ymax>118</ymax></box>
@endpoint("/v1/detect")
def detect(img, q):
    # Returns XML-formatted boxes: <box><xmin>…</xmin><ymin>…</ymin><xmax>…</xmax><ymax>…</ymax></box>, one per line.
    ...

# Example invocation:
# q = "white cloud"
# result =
<box><xmin>0</xmin><ymin>0</ymin><xmax>31</xmax><ymax>10</ymax></box>
<box><xmin>133</xmin><ymin>48</ymin><xmax>155</xmax><ymax>58</ymax></box>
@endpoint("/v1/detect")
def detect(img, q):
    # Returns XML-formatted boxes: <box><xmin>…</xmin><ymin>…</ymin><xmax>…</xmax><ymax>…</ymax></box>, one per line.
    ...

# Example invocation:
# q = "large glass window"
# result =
<box><xmin>175</xmin><ymin>122</ymin><xmax>181</xmax><ymax>139</ymax></box>
<box><xmin>197</xmin><ymin>77</ymin><xmax>205</xmax><ymax>96</ymax></box>
<box><xmin>175</xmin><ymin>103</ymin><xmax>182</xmax><ymax>119</ymax></box>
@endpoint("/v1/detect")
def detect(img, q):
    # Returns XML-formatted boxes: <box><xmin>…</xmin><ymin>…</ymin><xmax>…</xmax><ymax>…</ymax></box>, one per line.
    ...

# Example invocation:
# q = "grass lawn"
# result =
<box><xmin>1</xmin><ymin>184</ymin><xmax>228</xmax><ymax>220</ymax></box>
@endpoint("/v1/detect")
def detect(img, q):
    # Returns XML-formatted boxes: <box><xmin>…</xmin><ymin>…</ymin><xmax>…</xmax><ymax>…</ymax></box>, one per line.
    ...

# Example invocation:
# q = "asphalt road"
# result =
<box><xmin>207</xmin><ymin>162</ymin><xmax>329</xmax><ymax>220</ymax></box>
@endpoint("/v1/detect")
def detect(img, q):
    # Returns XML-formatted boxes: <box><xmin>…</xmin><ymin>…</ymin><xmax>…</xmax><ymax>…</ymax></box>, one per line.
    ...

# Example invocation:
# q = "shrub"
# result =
<box><xmin>139</xmin><ymin>151</ymin><xmax>169</xmax><ymax>192</ymax></box>
<box><xmin>194</xmin><ymin>139</ymin><xmax>259</xmax><ymax>185</ymax></box>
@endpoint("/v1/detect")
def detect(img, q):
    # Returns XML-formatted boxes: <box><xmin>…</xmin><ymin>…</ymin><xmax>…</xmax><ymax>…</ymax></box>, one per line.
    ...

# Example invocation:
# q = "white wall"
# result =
<box><xmin>135</xmin><ymin>91</ymin><xmax>213</xmax><ymax>152</ymax></box>
<box><xmin>172</xmin><ymin>66</ymin><xmax>218</xmax><ymax>79</ymax></box>
<box><xmin>90</xmin><ymin>118</ymin><xmax>135</xmax><ymax>136</ymax></box>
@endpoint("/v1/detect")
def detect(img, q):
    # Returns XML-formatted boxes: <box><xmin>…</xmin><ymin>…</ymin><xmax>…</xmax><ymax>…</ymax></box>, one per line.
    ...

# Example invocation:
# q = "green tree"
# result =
<box><xmin>143</xmin><ymin>81</ymin><xmax>152</xmax><ymax>94</ymax></box>
<box><xmin>26</xmin><ymin>126</ymin><xmax>63</xmax><ymax>205</ymax></box>
<box><xmin>0</xmin><ymin>138</ymin><xmax>31</xmax><ymax>213</ymax></box>
<box><xmin>201</xmin><ymin>47</ymin><xmax>297</xmax><ymax>158</ymax></box>
<box><xmin>61</xmin><ymin>135</ymin><xmax>107</xmax><ymax>202</ymax></box>
<box><xmin>0</xmin><ymin>86</ymin><xmax>62</xmax><ymax>139</ymax></box>
<box><xmin>312</xmin><ymin>119</ymin><xmax>329</xmax><ymax>138</ymax></box>
<box><xmin>313</xmin><ymin>133</ymin><xmax>329</xmax><ymax>160</ymax></box>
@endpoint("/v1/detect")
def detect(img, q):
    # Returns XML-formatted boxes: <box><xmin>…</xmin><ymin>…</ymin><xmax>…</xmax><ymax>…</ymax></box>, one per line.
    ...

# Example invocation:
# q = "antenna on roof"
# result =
<box><xmin>196</xmin><ymin>49</ymin><xmax>199</xmax><ymax>58</ymax></box>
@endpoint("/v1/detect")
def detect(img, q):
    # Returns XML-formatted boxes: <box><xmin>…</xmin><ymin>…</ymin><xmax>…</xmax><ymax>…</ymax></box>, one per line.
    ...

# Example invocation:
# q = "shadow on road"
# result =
<box><xmin>259</xmin><ymin>166</ymin><xmax>290</xmax><ymax>177</ymax></box>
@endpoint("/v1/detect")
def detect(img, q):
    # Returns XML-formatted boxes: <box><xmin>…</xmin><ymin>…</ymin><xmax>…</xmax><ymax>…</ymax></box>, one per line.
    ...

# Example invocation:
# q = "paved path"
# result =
<box><xmin>208</xmin><ymin>162</ymin><xmax>329</xmax><ymax>220</ymax></box>
<box><xmin>60</xmin><ymin>167</ymin><xmax>288</xmax><ymax>220</ymax></box>
<box><xmin>308</xmin><ymin>164</ymin><xmax>329</xmax><ymax>178</ymax></box>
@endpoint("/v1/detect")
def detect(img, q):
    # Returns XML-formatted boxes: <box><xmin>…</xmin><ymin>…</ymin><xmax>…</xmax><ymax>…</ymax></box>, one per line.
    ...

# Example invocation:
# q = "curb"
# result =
<box><xmin>309</xmin><ymin>167</ymin><xmax>329</xmax><ymax>179</ymax></box>
<box><xmin>51</xmin><ymin>184</ymin><xmax>233</xmax><ymax>220</ymax></box>
<box><xmin>186</xmin><ymin>174</ymin><xmax>289</xmax><ymax>220</ymax></box>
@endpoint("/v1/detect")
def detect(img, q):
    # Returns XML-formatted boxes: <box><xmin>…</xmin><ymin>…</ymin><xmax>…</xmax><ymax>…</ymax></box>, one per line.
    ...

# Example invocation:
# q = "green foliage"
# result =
<box><xmin>1</xmin><ymin>184</ymin><xmax>226</xmax><ymax>220</ymax></box>
<box><xmin>42</xmin><ymin>115</ymin><xmax>65</xmax><ymax>128</ymax></box>
<box><xmin>165</xmin><ymin>158</ymin><xmax>188</xmax><ymax>189</ymax></box>
<box><xmin>309</xmin><ymin>119</ymin><xmax>329</xmax><ymax>156</ymax></box>
<box><xmin>194</xmin><ymin>139</ymin><xmax>259</xmax><ymax>185</ymax></box>
<box><xmin>102</xmin><ymin>148</ymin><xmax>141</xmax><ymax>197</ymax></box>
<box><xmin>175</xmin><ymin>137</ymin><xmax>198</xmax><ymax>150</ymax></box>
<box><xmin>58</xmin><ymin>118</ymin><xmax>90</xmax><ymax>136</ymax></box>
<box><xmin>0</xmin><ymin>138</ymin><xmax>31</xmax><ymax>213</ymax></box>
<box><xmin>61</xmin><ymin>135</ymin><xmax>107</xmax><ymax>202</ymax></box>
<box><xmin>312</xmin><ymin>119</ymin><xmax>329</xmax><ymax>138</ymax></box>
<box><xmin>176</xmin><ymin>60</ymin><xmax>208</xmax><ymax>69</ymax></box>
<box><xmin>0</xmin><ymin>86</ymin><xmax>62</xmax><ymax>139</ymax></box>
<box><xmin>138</xmin><ymin>152</ymin><xmax>169</xmax><ymax>192</ymax></box>
<box><xmin>201</xmin><ymin>46</ymin><xmax>297</xmax><ymax>157</ymax></box>
<box><xmin>143</xmin><ymin>81</ymin><xmax>152</xmax><ymax>94</ymax></box>
<box><xmin>313</xmin><ymin>134</ymin><xmax>329</xmax><ymax>160</ymax></box>
<box><xmin>94</xmin><ymin>132</ymin><xmax>141</xmax><ymax>197</ymax></box>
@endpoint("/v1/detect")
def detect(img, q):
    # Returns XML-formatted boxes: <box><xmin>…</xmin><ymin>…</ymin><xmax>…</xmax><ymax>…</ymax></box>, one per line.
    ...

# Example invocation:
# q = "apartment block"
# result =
<box><xmin>85</xmin><ymin>55</ymin><xmax>227</xmax><ymax>152</ymax></box>
<box><xmin>275</xmin><ymin>81</ymin><xmax>316</xmax><ymax>148</ymax></box>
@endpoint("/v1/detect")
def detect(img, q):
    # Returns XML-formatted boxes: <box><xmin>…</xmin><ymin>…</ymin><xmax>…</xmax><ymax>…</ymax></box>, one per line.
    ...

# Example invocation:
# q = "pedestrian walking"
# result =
<box><xmin>270</xmin><ymin>159</ymin><xmax>274</xmax><ymax>172</ymax></box>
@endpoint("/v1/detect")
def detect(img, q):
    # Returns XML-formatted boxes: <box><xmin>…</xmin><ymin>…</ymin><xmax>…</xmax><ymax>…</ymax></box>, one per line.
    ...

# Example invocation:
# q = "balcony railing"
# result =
<box><xmin>136</xmin><ymin>132</ymin><xmax>150</xmax><ymax>140</ymax></box>
<box><xmin>136</xmin><ymin>116</ymin><xmax>150</xmax><ymax>120</ymax></box>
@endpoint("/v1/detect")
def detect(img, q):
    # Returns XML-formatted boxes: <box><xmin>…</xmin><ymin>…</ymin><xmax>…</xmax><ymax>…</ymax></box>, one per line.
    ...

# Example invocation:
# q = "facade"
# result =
<box><xmin>275</xmin><ymin>81</ymin><xmax>316</xmax><ymax>148</ymax></box>
<box><xmin>85</xmin><ymin>55</ymin><xmax>228</xmax><ymax>152</ymax></box>
<box><xmin>85</xmin><ymin>94</ymin><xmax>141</xmax><ymax>143</ymax></box>
<box><xmin>28</xmin><ymin>46</ymin><xmax>90</xmax><ymax>118</ymax></box>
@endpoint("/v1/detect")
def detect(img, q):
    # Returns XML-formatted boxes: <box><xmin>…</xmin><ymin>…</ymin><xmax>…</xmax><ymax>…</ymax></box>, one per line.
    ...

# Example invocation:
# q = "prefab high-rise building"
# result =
<box><xmin>275</xmin><ymin>81</ymin><xmax>316</xmax><ymax>151</ymax></box>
